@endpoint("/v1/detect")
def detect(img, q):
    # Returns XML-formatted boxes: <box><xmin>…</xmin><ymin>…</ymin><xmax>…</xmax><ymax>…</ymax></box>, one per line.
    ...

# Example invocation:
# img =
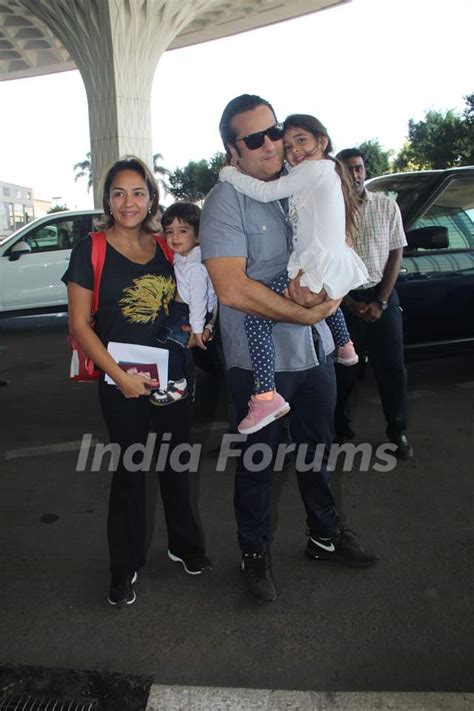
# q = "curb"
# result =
<box><xmin>146</xmin><ymin>686</ymin><xmax>474</xmax><ymax>710</ymax></box>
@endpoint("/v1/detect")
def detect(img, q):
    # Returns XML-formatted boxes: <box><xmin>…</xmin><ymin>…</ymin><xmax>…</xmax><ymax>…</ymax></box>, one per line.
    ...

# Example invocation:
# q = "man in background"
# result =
<box><xmin>335</xmin><ymin>148</ymin><xmax>413</xmax><ymax>460</ymax></box>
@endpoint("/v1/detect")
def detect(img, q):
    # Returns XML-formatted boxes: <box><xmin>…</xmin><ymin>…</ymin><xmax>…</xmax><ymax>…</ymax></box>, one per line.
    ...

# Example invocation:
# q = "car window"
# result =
<box><xmin>402</xmin><ymin>251</ymin><xmax>474</xmax><ymax>279</ymax></box>
<box><xmin>367</xmin><ymin>173</ymin><xmax>438</xmax><ymax>220</ymax></box>
<box><xmin>413</xmin><ymin>178</ymin><xmax>474</xmax><ymax>250</ymax></box>
<box><xmin>21</xmin><ymin>215</ymin><xmax>94</xmax><ymax>254</ymax></box>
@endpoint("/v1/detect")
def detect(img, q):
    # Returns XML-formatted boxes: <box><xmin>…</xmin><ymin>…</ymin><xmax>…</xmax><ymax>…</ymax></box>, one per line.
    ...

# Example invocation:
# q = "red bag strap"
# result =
<box><xmin>154</xmin><ymin>234</ymin><xmax>174</xmax><ymax>264</ymax></box>
<box><xmin>90</xmin><ymin>232</ymin><xmax>107</xmax><ymax>314</ymax></box>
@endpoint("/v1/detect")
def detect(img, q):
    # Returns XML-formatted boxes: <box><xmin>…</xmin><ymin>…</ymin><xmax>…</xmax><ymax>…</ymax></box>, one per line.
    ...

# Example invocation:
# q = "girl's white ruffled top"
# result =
<box><xmin>220</xmin><ymin>160</ymin><xmax>369</xmax><ymax>298</ymax></box>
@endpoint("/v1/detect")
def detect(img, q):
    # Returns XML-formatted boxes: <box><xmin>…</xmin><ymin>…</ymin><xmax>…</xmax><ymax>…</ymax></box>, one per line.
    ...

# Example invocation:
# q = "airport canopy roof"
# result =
<box><xmin>0</xmin><ymin>0</ymin><xmax>347</xmax><ymax>81</ymax></box>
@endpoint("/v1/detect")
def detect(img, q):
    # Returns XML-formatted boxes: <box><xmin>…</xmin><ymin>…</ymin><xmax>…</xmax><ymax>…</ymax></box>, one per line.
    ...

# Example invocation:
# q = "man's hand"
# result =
<box><xmin>287</xmin><ymin>271</ymin><xmax>327</xmax><ymax>307</ymax></box>
<box><xmin>311</xmin><ymin>297</ymin><xmax>343</xmax><ymax>321</ymax></box>
<box><xmin>205</xmin><ymin>256</ymin><xmax>341</xmax><ymax>327</ymax></box>
<box><xmin>345</xmin><ymin>296</ymin><xmax>382</xmax><ymax>322</ymax></box>
<box><xmin>360</xmin><ymin>302</ymin><xmax>383</xmax><ymax>322</ymax></box>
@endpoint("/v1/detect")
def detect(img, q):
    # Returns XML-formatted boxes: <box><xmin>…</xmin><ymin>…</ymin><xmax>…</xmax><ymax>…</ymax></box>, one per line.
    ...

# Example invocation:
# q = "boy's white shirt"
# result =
<box><xmin>173</xmin><ymin>245</ymin><xmax>217</xmax><ymax>333</ymax></box>
<box><xmin>219</xmin><ymin>161</ymin><xmax>369</xmax><ymax>297</ymax></box>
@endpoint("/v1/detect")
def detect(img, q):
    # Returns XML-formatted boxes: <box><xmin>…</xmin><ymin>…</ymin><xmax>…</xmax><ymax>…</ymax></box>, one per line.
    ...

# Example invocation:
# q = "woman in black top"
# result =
<box><xmin>64</xmin><ymin>156</ymin><xmax>210</xmax><ymax>607</ymax></box>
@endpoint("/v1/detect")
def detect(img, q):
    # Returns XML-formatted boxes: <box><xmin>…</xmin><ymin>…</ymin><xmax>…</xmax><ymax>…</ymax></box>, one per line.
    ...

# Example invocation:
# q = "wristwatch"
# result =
<box><xmin>375</xmin><ymin>298</ymin><xmax>389</xmax><ymax>311</ymax></box>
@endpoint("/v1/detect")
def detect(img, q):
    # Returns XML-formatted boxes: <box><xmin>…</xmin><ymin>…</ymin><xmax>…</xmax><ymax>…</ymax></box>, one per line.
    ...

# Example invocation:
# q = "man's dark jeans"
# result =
<box><xmin>227</xmin><ymin>351</ymin><xmax>340</xmax><ymax>554</ymax></box>
<box><xmin>334</xmin><ymin>287</ymin><xmax>407</xmax><ymax>439</ymax></box>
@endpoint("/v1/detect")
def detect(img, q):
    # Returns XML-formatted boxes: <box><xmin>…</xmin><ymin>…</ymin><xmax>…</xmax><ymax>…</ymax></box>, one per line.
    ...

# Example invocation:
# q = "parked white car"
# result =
<box><xmin>0</xmin><ymin>209</ymin><xmax>102</xmax><ymax>316</ymax></box>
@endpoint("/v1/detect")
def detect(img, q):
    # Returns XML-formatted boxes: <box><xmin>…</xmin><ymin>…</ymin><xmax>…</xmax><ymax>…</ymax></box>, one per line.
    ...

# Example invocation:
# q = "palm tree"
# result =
<box><xmin>153</xmin><ymin>152</ymin><xmax>171</xmax><ymax>196</ymax></box>
<box><xmin>73</xmin><ymin>152</ymin><xmax>93</xmax><ymax>192</ymax></box>
<box><xmin>74</xmin><ymin>151</ymin><xmax>170</xmax><ymax>196</ymax></box>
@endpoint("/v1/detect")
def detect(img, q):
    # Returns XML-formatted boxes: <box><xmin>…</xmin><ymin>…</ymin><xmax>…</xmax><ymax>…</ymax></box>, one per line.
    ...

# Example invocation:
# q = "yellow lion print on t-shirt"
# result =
<box><xmin>119</xmin><ymin>274</ymin><xmax>176</xmax><ymax>324</ymax></box>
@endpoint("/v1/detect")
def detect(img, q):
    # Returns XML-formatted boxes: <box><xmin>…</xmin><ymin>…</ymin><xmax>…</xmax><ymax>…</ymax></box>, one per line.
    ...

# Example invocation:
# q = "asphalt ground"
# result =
<box><xmin>0</xmin><ymin>315</ymin><xmax>473</xmax><ymax>703</ymax></box>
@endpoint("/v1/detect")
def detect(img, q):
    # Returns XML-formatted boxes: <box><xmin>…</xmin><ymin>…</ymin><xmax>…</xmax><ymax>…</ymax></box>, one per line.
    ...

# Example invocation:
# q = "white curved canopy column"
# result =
<box><xmin>19</xmin><ymin>0</ymin><xmax>221</xmax><ymax>203</ymax></box>
<box><xmin>8</xmin><ymin>0</ymin><xmax>349</xmax><ymax>204</ymax></box>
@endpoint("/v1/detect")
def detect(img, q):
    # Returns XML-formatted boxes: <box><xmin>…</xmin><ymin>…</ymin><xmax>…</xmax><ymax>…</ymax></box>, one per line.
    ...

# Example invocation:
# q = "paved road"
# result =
<box><xmin>0</xmin><ymin>315</ymin><xmax>473</xmax><ymax>697</ymax></box>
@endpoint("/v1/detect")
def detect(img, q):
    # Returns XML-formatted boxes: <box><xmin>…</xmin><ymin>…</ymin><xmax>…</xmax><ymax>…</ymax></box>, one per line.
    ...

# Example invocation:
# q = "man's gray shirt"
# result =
<box><xmin>199</xmin><ymin>181</ymin><xmax>334</xmax><ymax>372</ymax></box>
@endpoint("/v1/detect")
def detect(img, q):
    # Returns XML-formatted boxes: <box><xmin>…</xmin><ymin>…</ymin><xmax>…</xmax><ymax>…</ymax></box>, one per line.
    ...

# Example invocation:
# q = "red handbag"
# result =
<box><xmin>68</xmin><ymin>232</ymin><xmax>173</xmax><ymax>381</ymax></box>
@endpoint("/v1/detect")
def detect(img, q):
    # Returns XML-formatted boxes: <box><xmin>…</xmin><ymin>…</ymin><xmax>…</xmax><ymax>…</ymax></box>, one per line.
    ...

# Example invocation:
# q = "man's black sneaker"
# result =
<box><xmin>388</xmin><ymin>432</ymin><xmax>413</xmax><ymax>460</ymax></box>
<box><xmin>168</xmin><ymin>550</ymin><xmax>212</xmax><ymax>575</ymax></box>
<box><xmin>305</xmin><ymin>528</ymin><xmax>379</xmax><ymax>568</ymax></box>
<box><xmin>241</xmin><ymin>552</ymin><xmax>277</xmax><ymax>602</ymax></box>
<box><xmin>107</xmin><ymin>573</ymin><xmax>137</xmax><ymax>607</ymax></box>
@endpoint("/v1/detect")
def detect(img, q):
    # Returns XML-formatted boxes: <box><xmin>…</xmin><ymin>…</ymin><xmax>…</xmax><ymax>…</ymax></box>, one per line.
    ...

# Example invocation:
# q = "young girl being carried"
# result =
<box><xmin>220</xmin><ymin>113</ymin><xmax>369</xmax><ymax>435</ymax></box>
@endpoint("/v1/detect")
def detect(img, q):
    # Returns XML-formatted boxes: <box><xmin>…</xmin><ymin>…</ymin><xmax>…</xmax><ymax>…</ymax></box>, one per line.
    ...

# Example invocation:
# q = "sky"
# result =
<box><xmin>0</xmin><ymin>0</ymin><xmax>472</xmax><ymax>210</ymax></box>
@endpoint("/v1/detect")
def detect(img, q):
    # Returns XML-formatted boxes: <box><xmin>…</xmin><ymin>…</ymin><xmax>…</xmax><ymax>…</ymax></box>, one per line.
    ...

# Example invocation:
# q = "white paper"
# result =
<box><xmin>105</xmin><ymin>341</ymin><xmax>169</xmax><ymax>387</ymax></box>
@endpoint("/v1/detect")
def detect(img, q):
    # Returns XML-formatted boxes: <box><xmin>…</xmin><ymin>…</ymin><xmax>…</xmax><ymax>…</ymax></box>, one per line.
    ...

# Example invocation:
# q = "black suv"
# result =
<box><xmin>366</xmin><ymin>167</ymin><xmax>474</xmax><ymax>349</ymax></box>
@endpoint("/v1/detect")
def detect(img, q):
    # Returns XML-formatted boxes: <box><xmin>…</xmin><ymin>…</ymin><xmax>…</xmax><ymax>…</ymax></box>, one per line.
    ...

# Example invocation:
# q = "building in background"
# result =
<box><xmin>33</xmin><ymin>191</ymin><xmax>52</xmax><ymax>219</ymax></box>
<box><xmin>0</xmin><ymin>180</ymin><xmax>33</xmax><ymax>239</ymax></box>
<box><xmin>0</xmin><ymin>181</ymin><xmax>51</xmax><ymax>239</ymax></box>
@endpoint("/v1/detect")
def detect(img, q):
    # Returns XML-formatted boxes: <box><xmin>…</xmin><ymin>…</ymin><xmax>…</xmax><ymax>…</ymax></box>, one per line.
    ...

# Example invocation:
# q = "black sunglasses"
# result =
<box><xmin>236</xmin><ymin>123</ymin><xmax>284</xmax><ymax>151</ymax></box>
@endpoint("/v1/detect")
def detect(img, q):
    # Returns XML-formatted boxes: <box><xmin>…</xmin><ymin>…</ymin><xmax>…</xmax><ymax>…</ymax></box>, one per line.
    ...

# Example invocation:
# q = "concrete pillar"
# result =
<box><xmin>19</xmin><ymin>0</ymin><xmax>219</xmax><ymax>206</ymax></box>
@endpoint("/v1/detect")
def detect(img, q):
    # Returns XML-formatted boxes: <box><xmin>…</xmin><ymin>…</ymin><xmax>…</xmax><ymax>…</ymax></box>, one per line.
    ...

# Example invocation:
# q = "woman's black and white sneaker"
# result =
<box><xmin>168</xmin><ymin>550</ymin><xmax>212</xmax><ymax>575</ymax></box>
<box><xmin>149</xmin><ymin>379</ymin><xmax>188</xmax><ymax>406</ymax></box>
<box><xmin>107</xmin><ymin>571</ymin><xmax>137</xmax><ymax>607</ymax></box>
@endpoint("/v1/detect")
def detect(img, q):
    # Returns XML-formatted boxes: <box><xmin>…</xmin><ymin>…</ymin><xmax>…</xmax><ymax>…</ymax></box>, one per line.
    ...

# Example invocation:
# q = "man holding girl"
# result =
<box><xmin>200</xmin><ymin>94</ymin><xmax>378</xmax><ymax>603</ymax></box>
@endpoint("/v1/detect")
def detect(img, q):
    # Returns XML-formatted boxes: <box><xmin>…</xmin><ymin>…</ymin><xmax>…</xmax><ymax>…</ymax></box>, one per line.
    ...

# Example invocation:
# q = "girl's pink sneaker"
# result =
<box><xmin>238</xmin><ymin>392</ymin><xmax>290</xmax><ymax>435</ymax></box>
<box><xmin>336</xmin><ymin>341</ymin><xmax>359</xmax><ymax>366</ymax></box>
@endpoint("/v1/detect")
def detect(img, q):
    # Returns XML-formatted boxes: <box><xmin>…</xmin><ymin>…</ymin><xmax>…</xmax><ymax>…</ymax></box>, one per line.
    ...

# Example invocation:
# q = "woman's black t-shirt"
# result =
<box><xmin>62</xmin><ymin>235</ymin><xmax>176</xmax><ymax>347</ymax></box>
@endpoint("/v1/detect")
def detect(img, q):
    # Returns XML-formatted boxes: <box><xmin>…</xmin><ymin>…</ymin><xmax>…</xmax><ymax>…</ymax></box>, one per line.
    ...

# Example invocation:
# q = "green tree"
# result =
<box><xmin>208</xmin><ymin>152</ymin><xmax>226</xmax><ymax>183</ymax></box>
<box><xmin>393</xmin><ymin>93</ymin><xmax>474</xmax><ymax>171</ymax></box>
<box><xmin>168</xmin><ymin>152</ymin><xmax>225</xmax><ymax>203</ymax></box>
<box><xmin>168</xmin><ymin>161</ymin><xmax>205</xmax><ymax>202</ymax></box>
<box><xmin>463</xmin><ymin>93</ymin><xmax>474</xmax><ymax>124</ymax></box>
<box><xmin>458</xmin><ymin>92</ymin><xmax>474</xmax><ymax>164</ymax></box>
<box><xmin>358</xmin><ymin>139</ymin><xmax>391</xmax><ymax>178</ymax></box>
<box><xmin>73</xmin><ymin>152</ymin><xmax>93</xmax><ymax>192</ymax></box>
<box><xmin>391</xmin><ymin>141</ymin><xmax>420</xmax><ymax>173</ymax></box>
<box><xmin>47</xmin><ymin>203</ymin><xmax>69</xmax><ymax>213</ymax></box>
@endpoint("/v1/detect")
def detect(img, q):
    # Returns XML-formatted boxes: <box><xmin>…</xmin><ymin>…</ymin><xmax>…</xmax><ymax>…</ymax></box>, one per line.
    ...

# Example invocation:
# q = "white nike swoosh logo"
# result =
<box><xmin>311</xmin><ymin>537</ymin><xmax>335</xmax><ymax>552</ymax></box>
